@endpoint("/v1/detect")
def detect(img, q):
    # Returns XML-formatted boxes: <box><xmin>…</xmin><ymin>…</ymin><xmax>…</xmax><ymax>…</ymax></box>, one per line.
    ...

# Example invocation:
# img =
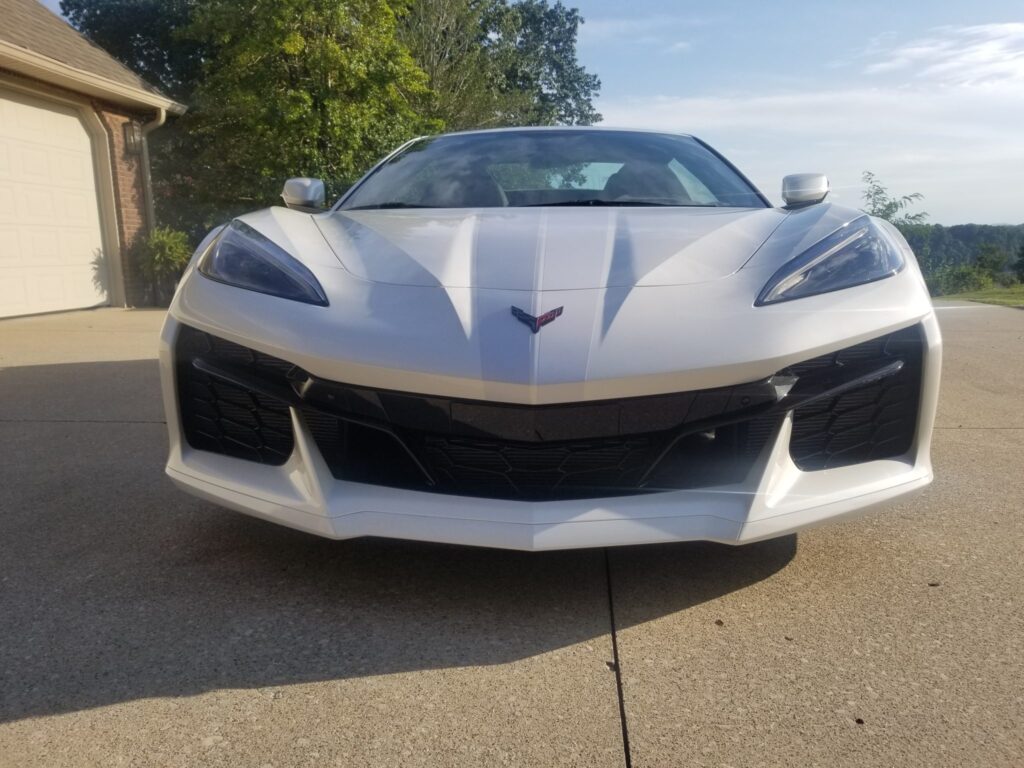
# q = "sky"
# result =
<box><xmin>572</xmin><ymin>0</ymin><xmax>1024</xmax><ymax>224</ymax></box>
<box><xmin>40</xmin><ymin>0</ymin><xmax>1023</xmax><ymax>224</ymax></box>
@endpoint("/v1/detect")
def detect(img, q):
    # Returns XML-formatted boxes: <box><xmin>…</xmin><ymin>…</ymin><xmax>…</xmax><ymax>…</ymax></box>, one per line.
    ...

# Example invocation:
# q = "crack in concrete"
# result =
<box><xmin>604</xmin><ymin>549</ymin><xmax>633</xmax><ymax>768</ymax></box>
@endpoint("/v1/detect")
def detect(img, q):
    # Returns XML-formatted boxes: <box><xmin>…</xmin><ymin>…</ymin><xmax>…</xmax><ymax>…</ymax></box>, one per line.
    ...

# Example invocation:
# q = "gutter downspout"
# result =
<box><xmin>140</xmin><ymin>106</ymin><xmax>166</xmax><ymax>233</ymax></box>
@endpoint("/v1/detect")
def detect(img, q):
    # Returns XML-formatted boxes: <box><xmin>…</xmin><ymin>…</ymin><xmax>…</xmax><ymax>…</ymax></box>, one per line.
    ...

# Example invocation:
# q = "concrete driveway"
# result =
<box><xmin>0</xmin><ymin>303</ymin><xmax>1021</xmax><ymax>767</ymax></box>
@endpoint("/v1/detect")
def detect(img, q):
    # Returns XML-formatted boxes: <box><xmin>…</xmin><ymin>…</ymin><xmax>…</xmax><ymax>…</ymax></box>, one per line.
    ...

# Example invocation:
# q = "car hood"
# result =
<box><xmin>190</xmin><ymin>203</ymin><xmax>927</xmax><ymax>400</ymax></box>
<box><xmin>314</xmin><ymin>207</ymin><xmax>787</xmax><ymax>289</ymax></box>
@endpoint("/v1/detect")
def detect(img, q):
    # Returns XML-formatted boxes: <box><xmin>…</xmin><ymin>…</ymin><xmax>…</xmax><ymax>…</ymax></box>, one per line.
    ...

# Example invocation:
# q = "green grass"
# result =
<box><xmin>943</xmin><ymin>284</ymin><xmax>1024</xmax><ymax>308</ymax></box>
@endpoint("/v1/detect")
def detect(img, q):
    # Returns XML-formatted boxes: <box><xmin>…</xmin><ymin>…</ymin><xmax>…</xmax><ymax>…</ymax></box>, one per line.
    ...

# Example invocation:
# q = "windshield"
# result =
<box><xmin>340</xmin><ymin>130</ymin><xmax>767</xmax><ymax>210</ymax></box>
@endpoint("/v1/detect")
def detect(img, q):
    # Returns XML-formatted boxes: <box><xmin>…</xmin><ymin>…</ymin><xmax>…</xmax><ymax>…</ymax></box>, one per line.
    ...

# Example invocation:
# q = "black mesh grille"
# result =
<box><xmin>173</xmin><ymin>323</ymin><xmax>924</xmax><ymax>496</ymax></box>
<box><xmin>175</xmin><ymin>326</ymin><xmax>296</xmax><ymax>465</ymax></box>
<box><xmin>786</xmin><ymin>324</ymin><xmax>923</xmax><ymax>470</ymax></box>
<box><xmin>300</xmin><ymin>392</ymin><xmax>782</xmax><ymax>500</ymax></box>
<box><xmin>303</xmin><ymin>418</ymin><xmax>782</xmax><ymax>500</ymax></box>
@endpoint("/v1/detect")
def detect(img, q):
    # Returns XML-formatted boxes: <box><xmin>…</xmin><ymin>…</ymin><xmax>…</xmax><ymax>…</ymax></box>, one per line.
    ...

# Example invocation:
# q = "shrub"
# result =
<box><xmin>993</xmin><ymin>271</ymin><xmax>1019</xmax><ymax>288</ymax></box>
<box><xmin>135</xmin><ymin>226</ymin><xmax>192</xmax><ymax>280</ymax></box>
<box><xmin>132</xmin><ymin>226</ymin><xmax>193</xmax><ymax>305</ymax></box>
<box><xmin>927</xmin><ymin>264</ymin><xmax>993</xmax><ymax>296</ymax></box>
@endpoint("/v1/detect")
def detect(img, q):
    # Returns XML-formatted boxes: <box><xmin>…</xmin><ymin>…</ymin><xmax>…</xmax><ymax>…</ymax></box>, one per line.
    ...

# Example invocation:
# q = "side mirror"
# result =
<box><xmin>281</xmin><ymin>177</ymin><xmax>326</xmax><ymax>210</ymax></box>
<box><xmin>781</xmin><ymin>173</ymin><xmax>829</xmax><ymax>208</ymax></box>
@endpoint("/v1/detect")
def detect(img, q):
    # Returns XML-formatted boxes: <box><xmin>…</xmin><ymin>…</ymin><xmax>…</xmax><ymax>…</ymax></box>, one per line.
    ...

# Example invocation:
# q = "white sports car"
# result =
<box><xmin>159</xmin><ymin>127</ymin><xmax>941</xmax><ymax>550</ymax></box>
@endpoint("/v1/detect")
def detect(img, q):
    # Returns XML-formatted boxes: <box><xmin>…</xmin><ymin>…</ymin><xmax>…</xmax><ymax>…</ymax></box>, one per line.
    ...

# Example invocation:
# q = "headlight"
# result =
<box><xmin>755</xmin><ymin>216</ymin><xmax>903</xmax><ymax>306</ymax></box>
<box><xmin>198</xmin><ymin>220</ymin><xmax>328</xmax><ymax>306</ymax></box>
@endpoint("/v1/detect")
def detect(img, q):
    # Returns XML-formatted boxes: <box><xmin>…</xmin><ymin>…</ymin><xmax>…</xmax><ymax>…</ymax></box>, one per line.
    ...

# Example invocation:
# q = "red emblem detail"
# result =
<box><xmin>511</xmin><ymin>305</ymin><xmax>564</xmax><ymax>333</ymax></box>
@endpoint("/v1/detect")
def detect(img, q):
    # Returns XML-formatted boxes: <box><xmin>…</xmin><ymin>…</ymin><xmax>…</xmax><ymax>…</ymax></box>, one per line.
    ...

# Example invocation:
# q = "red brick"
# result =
<box><xmin>95</xmin><ymin>102</ymin><xmax>152</xmax><ymax>305</ymax></box>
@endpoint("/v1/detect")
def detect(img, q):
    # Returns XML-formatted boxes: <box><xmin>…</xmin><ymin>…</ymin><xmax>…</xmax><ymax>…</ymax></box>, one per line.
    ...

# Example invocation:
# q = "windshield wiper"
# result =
<box><xmin>347</xmin><ymin>200</ymin><xmax>727</xmax><ymax>210</ymax></box>
<box><xmin>346</xmin><ymin>202</ymin><xmax>431</xmax><ymax>210</ymax></box>
<box><xmin>523</xmin><ymin>200</ymin><xmax>721</xmax><ymax>208</ymax></box>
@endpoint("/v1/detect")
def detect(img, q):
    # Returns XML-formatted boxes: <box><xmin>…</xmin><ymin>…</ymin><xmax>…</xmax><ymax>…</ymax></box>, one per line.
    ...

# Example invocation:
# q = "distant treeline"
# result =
<box><xmin>898</xmin><ymin>223</ymin><xmax>1024</xmax><ymax>275</ymax></box>
<box><xmin>896</xmin><ymin>223</ymin><xmax>1023</xmax><ymax>294</ymax></box>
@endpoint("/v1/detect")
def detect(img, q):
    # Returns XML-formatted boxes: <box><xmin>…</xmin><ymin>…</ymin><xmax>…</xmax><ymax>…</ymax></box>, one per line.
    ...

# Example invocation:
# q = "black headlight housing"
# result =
<box><xmin>756</xmin><ymin>216</ymin><xmax>904</xmax><ymax>306</ymax></box>
<box><xmin>199</xmin><ymin>220</ymin><xmax>328</xmax><ymax>306</ymax></box>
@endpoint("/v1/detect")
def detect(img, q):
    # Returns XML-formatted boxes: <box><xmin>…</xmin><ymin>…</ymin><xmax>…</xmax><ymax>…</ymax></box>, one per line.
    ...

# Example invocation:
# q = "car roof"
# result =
<box><xmin>431</xmin><ymin>126</ymin><xmax>696</xmax><ymax>140</ymax></box>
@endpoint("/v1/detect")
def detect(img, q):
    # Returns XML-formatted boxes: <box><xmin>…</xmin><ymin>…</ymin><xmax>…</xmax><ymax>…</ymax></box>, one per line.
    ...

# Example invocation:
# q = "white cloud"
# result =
<box><xmin>663</xmin><ymin>41</ymin><xmax>692</xmax><ymax>55</ymax></box>
<box><xmin>598</xmin><ymin>82</ymin><xmax>1024</xmax><ymax>224</ymax></box>
<box><xmin>863</xmin><ymin>23</ymin><xmax>1024</xmax><ymax>86</ymax></box>
<box><xmin>597</xmin><ymin>24</ymin><xmax>1024</xmax><ymax>224</ymax></box>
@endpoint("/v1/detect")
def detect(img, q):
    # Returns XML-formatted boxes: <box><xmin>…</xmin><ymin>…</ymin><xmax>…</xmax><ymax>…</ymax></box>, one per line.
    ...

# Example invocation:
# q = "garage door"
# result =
<box><xmin>0</xmin><ymin>87</ymin><xmax>108</xmax><ymax>318</ymax></box>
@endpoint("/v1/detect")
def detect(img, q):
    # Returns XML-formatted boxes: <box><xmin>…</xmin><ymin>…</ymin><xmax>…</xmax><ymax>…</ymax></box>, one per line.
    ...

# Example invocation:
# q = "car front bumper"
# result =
<box><xmin>159</xmin><ymin>311</ymin><xmax>942</xmax><ymax>551</ymax></box>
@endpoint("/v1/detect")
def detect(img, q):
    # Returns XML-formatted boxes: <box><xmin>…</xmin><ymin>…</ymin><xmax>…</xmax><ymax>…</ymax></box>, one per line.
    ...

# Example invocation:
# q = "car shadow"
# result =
<box><xmin>0</xmin><ymin>360</ymin><xmax>796</xmax><ymax>723</ymax></box>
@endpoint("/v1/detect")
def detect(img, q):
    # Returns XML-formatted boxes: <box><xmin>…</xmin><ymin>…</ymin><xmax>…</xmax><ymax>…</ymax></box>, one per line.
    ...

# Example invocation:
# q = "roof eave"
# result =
<box><xmin>0</xmin><ymin>39</ymin><xmax>186</xmax><ymax>115</ymax></box>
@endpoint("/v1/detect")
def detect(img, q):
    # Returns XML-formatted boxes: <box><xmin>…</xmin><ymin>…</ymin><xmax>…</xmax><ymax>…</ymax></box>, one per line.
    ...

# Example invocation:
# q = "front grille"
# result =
<box><xmin>785</xmin><ymin>324</ymin><xmax>924</xmax><ymax>470</ymax></box>
<box><xmin>173</xmin><ymin>323</ymin><xmax>925</xmax><ymax>498</ymax></box>
<box><xmin>424</xmin><ymin>435</ymin><xmax>653</xmax><ymax>493</ymax></box>
<box><xmin>299</xmin><ymin>384</ymin><xmax>782</xmax><ymax>500</ymax></box>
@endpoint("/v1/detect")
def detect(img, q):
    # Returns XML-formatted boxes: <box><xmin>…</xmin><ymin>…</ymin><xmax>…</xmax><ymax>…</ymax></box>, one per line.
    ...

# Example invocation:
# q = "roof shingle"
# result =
<box><xmin>0</xmin><ymin>0</ymin><xmax>165</xmax><ymax>97</ymax></box>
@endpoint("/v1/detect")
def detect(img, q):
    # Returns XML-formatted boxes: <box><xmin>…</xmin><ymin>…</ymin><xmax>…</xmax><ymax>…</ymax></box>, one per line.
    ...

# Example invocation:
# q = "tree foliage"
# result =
<box><xmin>899</xmin><ymin>222</ymin><xmax>1024</xmax><ymax>276</ymax></box>
<box><xmin>397</xmin><ymin>0</ymin><xmax>599</xmax><ymax>130</ymax></box>
<box><xmin>397</xmin><ymin>0</ymin><xmax>505</xmax><ymax>130</ymax></box>
<box><xmin>60</xmin><ymin>0</ymin><xmax>203</xmax><ymax>100</ymax></box>
<box><xmin>925</xmin><ymin>264</ymin><xmax>992</xmax><ymax>296</ymax></box>
<box><xmin>901</xmin><ymin>227</ymin><xmax>1024</xmax><ymax>294</ymax></box>
<box><xmin>170</xmin><ymin>0</ymin><xmax>432</xmax><ymax>222</ymax></box>
<box><xmin>861</xmin><ymin>172</ymin><xmax>1024</xmax><ymax>295</ymax></box>
<box><xmin>485</xmin><ymin>0</ymin><xmax>600</xmax><ymax>126</ymax></box>
<box><xmin>63</xmin><ymin>0</ymin><xmax>600</xmax><ymax>237</ymax></box>
<box><xmin>975</xmin><ymin>243</ymin><xmax>1010</xmax><ymax>276</ymax></box>
<box><xmin>861</xmin><ymin>171</ymin><xmax>928</xmax><ymax>226</ymax></box>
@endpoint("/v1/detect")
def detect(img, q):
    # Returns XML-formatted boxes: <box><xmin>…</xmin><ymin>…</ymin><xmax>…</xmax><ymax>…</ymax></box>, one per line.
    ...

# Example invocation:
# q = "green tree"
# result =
<box><xmin>486</xmin><ymin>0</ymin><xmax>600</xmax><ymax>125</ymax></box>
<box><xmin>63</xmin><ymin>0</ymin><xmax>600</xmax><ymax>130</ymax></box>
<box><xmin>399</xmin><ymin>0</ymin><xmax>600</xmax><ymax>130</ymax></box>
<box><xmin>900</xmin><ymin>223</ymin><xmax>1024</xmax><ymax>272</ymax></box>
<box><xmin>162</xmin><ymin>0</ymin><xmax>434</xmax><ymax>233</ymax></box>
<box><xmin>397</xmin><ymin>0</ymin><xmax>504</xmax><ymax>130</ymax></box>
<box><xmin>1015</xmin><ymin>244</ymin><xmax>1024</xmax><ymax>282</ymax></box>
<box><xmin>928</xmin><ymin>264</ymin><xmax>992</xmax><ymax>296</ymax></box>
<box><xmin>63</xmin><ymin>0</ymin><xmax>601</xmax><ymax>236</ymax></box>
<box><xmin>861</xmin><ymin>171</ymin><xmax>928</xmax><ymax>227</ymax></box>
<box><xmin>60</xmin><ymin>0</ymin><xmax>202</xmax><ymax>100</ymax></box>
<box><xmin>975</xmin><ymin>243</ymin><xmax>1009</xmax><ymax>277</ymax></box>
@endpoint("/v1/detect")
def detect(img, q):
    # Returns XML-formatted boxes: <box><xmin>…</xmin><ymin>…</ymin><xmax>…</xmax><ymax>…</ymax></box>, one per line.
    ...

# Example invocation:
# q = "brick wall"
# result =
<box><xmin>95</xmin><ymin>103</ymin><xmax>151</xmax><ymax>305</ymax></box>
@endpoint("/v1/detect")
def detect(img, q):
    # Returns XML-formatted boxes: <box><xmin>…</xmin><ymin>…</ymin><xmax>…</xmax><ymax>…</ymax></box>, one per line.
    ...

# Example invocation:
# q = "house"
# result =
<box><xmin>0</xmin><ymin>0</ymin><xmax>185</xmax><ymax>318</ymax></box>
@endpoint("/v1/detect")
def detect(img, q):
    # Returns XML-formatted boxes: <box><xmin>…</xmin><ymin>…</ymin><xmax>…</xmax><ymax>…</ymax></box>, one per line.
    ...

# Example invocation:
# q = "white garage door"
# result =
<box><xmin>0</xmin><ymin>87</ymin><xmax>108</xmax><ymax>318</ymax></box>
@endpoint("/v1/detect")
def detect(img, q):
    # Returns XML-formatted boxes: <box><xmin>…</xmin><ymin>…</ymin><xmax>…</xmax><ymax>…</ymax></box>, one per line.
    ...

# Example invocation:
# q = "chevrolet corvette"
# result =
<box><xmin>159</xmin><ymin>127</ymin><xmax>941</xmax><ymax>550</ymax></box>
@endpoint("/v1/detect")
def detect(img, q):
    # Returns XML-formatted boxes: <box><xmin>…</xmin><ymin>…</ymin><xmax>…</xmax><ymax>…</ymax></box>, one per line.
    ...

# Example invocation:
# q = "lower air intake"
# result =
<box><xmin>172</xmin><ymin>323</ymin><xmax>924</xmax><ymax>498</ymax></box>
<box><xmin>786</xmin><ymin>324</ymin><xmax>924</xmax><ymax>470</ymax></box>
<box><xmin>175</xmin><ymin>326</ymin><xmax>295</xmax><ymax>465</ymax></box>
